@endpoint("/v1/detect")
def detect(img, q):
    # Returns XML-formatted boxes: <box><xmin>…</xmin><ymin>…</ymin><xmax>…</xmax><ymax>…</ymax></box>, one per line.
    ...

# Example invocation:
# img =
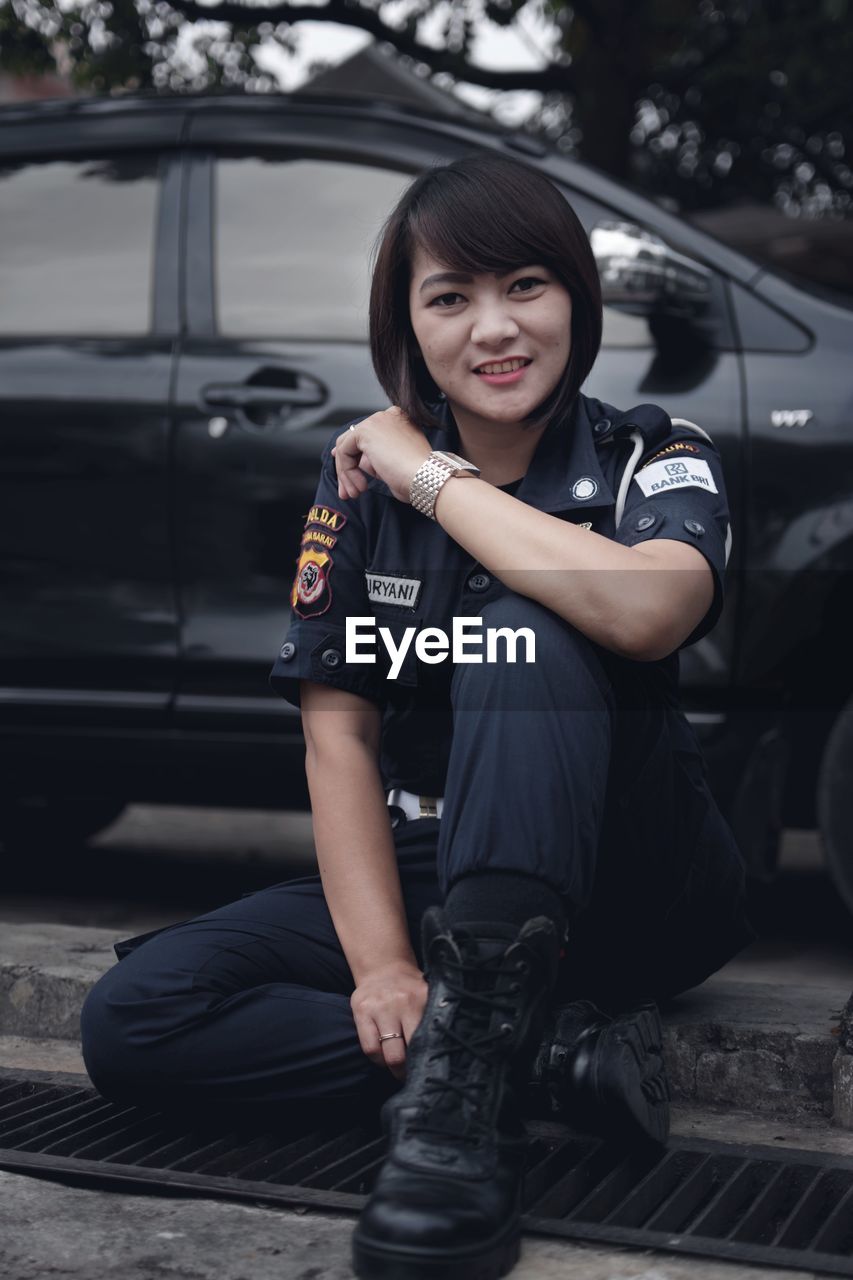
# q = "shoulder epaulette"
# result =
<box><xmin>601</xmin><ymin>403</ymin><xmax>674</xmax><ymax>451</ymax></box>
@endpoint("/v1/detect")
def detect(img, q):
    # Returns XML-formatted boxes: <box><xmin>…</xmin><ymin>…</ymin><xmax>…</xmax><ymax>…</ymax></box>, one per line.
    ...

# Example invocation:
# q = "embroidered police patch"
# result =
<box><xmin>633</xmin><ymin>457</ymin><xmax>718</xmax><ymax>498</ymax></box>
<box><xmin>305</xmin><ymin>504</ymin><xmax>347</xmax><ymax>533</ymax></box>
<box><xmin>365</xmin><ymin>572</ymin><xmax>422</xmax><ymax>608</ymax></box>
<box><xmin>301</xmin><ymin>528</ymin><xmax>337</xmax><ymax>551</ymax></box>
<box><xmin>291</xmin><ymin>545</ymin><xmax>334</xmax><ymax>618</ymax></box>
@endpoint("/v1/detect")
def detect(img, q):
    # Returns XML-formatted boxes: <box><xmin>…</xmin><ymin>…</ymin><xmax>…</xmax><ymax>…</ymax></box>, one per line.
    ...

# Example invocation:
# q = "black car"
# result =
<box><xmin>2</xmin><ymin>91</ymin><xmax>851</xmax><ymax>911</ymax></box>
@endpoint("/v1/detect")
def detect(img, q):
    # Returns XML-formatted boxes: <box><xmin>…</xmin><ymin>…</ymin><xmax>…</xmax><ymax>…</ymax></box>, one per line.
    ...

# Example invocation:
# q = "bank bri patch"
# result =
<box><xmin>632</xmin><ymin>456</ymin><xmax>718</xmax><ymax>498</ymax></box>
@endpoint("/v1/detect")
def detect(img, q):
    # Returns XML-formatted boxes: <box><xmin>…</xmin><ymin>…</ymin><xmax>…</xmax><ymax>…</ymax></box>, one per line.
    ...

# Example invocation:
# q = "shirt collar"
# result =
<box><xmin>367</xmin><ymin>392</ymin><xmax>615</xmax><ymax>514</ymax></box>
<box><xmin>508</xmin><ymin>393</ymin><xmax>615</xmax><ymax>514</ymax></box>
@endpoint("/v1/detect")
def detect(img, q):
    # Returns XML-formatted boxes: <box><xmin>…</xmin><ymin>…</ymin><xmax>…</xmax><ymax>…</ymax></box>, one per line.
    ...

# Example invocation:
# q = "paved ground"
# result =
<box><xmin>0</xmin><ymin>1164</ymin><xmax>820</xmax><ymax>1280</ymax></box>
<box><xmin>1</xmin><ymin>809</ymin><xmax>852</xmax><ymax>1279</ymax></box>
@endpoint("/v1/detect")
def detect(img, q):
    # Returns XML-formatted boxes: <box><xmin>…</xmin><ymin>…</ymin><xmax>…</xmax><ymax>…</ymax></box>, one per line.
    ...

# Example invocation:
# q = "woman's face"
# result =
<box><xmin>408</xmin><ymin>241</ymin><xmax>573</xmax><ymax>430</ymax></box>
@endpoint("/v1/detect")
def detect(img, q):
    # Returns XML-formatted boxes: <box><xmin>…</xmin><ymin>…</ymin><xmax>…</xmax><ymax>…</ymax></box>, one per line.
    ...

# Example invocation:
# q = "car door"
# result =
<box><xmin>0</xmin><ymin>113</ymin><xmax>183</xmax><ymax>727</ymax></box>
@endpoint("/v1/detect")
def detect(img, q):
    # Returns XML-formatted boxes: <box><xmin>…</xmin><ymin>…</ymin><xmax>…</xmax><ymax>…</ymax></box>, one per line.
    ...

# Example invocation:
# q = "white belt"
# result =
<box><xmin>387</xmin><ymin>788</ymin><xmax>444</xmax><ymax>821</ymax></box>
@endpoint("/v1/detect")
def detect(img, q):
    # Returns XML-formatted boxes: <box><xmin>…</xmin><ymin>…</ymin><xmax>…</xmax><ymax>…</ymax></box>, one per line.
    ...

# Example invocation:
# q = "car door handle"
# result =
<box><xmin>201</xmin><ymin>383</ymin><xmax>325</xmax><ymax>411</ymax></box>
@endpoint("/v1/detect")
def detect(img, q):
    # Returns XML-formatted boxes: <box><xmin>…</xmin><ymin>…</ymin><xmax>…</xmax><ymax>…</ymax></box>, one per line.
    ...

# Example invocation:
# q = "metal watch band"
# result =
<box><xmin>410</xmin><ymin>452</ymin><xmax>480</xmax><ymax>521</ymax></box>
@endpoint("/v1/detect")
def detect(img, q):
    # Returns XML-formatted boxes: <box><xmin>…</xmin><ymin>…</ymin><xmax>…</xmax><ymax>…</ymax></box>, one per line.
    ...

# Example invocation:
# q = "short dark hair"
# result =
<box><xmin>368</xmin><ymin>151</ymin><xmax>602</xmax><ymax>432</ymax></box>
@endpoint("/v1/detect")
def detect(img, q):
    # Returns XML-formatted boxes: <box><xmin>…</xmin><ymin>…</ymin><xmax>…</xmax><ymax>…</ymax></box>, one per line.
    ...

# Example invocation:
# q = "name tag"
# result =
<box><xmin>633</xmin><ymin>457</ymin><xmax>718</xmax><ymax>497</ymax></box>
<box><xmin>366</xmin><ymin>572</ymin><xmax>423</xmax><ymax>607</ymax></box>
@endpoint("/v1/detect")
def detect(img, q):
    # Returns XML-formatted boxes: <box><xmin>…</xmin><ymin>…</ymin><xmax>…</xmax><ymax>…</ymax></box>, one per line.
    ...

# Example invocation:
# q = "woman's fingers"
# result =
<box><xmin>352</xmin><ymin>1009</ymin><xmax>387</xmax><ymax>1068</ymax></box>
<box><xmin>332</xmin><ymin>430</ymin><xmax>373</xmax><ymax>502</ymax></box>
<box><xmin>350</xmin><ymin>964</ymin><xmax>429</xmax><ymax>1078</ymax></box>
<box><xmin>338</xmin><ymin>473</ymin><xmax>362</xmax><ymax>501</ymax></box>
<box><xmin>354</xmin><ymin>1017</ymin><xmax>406</xmax><ymax>1079</ymax></box>
<box><xmin>402</xmin><ymin>1004</ymin><xmax>426</xmax><ymax>1048</ymax></box>
<box><xmin>380</xmin><ymin>1031</ymin><xmax>407</xmax><ymax>1081</ymax></box>
<box><xmin>338</xmin><ymin>469</ymin><xmax>369</xmax><ymax>502</ymax></box>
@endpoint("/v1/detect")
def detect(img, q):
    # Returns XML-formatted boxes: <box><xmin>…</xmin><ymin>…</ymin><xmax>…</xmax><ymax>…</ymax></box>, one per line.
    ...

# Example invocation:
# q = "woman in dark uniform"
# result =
<box><xmin>81</xmin><ymin>152</ymin><xmax>755</xmax><ymax>1280</ymax></box>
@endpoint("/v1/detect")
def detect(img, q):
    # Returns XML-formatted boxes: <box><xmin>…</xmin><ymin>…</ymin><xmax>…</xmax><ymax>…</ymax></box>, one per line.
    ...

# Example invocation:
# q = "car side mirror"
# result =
<box><xmin>591</xmin><ymin>220</ymin><xmax>712</xmax><ymax>321</ymax></box>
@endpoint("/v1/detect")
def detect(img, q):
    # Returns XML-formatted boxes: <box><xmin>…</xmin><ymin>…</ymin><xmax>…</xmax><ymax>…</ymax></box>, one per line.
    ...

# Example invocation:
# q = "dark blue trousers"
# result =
<box><xmin>81</xmin><ymin>597</ymin><xmax>754</xmax><ymax>1116</ymax></box>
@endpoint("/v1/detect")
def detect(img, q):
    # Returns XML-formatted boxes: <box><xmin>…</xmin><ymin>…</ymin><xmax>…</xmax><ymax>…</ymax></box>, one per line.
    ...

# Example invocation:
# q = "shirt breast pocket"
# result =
<box><xmin>371</xmin><ymin>606</ymin><xmax>422</xmax><ymax>688</ymax></box>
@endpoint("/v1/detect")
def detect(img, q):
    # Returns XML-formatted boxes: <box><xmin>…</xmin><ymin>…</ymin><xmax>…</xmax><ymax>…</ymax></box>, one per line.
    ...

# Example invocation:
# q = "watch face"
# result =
<box><xmin>435</xmin><ymin>451</ymin><xmax>479</xmax><ymax>473</ymax></box>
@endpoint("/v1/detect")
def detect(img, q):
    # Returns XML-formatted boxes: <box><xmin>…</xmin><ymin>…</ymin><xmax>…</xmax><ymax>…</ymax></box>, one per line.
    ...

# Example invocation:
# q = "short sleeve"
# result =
<box><xmin>268</xmin><ymin>422</ymin><xmax>387</xmax><ymax>708</ymax></box>
<box><xmin>611</xmin><ymin>418</ymin><xmax>732</xmax><ymax>649</ymax></box>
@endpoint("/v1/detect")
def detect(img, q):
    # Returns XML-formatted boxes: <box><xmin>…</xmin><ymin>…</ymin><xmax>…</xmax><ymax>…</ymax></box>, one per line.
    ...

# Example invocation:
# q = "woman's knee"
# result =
<box><xmin>79</xmin><ymin>963</ymin><xmax>189</xmax><ymax>1102</ymax></box>
<box><xmin>80</xmin><ymin>971</ymin><xmax>134</xmax><ymax>1098</ymax></box>
<box><xmin>452</xmin><ymin>592</ymin><xmax>614</xmax><ymax>709</ymax></box>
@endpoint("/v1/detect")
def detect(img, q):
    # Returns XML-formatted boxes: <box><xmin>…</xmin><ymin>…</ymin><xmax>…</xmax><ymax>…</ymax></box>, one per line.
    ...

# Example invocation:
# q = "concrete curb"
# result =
<box><xmin>0</xmin><ymin>924</ymin><xmax>117</xmax><ymax>1042</ymax></box>
<box><xmin>0</xmin><ymin>923</ymin><xmax>847</xmax><ymax>1123</ymax></box>
<box><xmin>661</xmin><ymin>980</ymin><xmax>845</xmax><ymax>1121</ymax></box>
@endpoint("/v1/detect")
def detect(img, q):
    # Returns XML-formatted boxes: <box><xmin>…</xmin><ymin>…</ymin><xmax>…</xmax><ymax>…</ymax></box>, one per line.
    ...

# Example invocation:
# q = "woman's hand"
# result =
<box><xmin>331</xmin><ymin>407</ymin><xmax>433</xmax><ymax>504</ymax></box>
<box><xmin>350</xmin><ymin>958</ymin><xmax>429</xmax><ymax>1081</ymax></box>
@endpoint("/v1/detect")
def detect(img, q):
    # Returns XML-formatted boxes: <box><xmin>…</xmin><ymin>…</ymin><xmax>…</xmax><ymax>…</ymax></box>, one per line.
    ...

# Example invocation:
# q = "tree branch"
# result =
<box><xmin>164</xmin><ymin>0</ymin><xmax>577</xmax><ymax>91</ymax></box>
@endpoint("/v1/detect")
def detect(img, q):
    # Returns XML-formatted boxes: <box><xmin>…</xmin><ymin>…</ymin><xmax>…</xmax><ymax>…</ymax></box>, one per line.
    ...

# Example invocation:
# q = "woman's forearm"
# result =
<box><xmin>305</xmin><ymin>737</ymin><xmax>417</xmax><ymax>984</ymax></box>
<box><xmin>432</xmin><ymin>474</ymin><xmax>699</xmax><ymax>660</ymax></box>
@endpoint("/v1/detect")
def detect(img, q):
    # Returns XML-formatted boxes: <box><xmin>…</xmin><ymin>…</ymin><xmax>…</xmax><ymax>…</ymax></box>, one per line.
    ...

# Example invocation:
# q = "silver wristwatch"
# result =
<box><xmin>410</xmin><ymin>451</ymin><xmax>481</xmax><ymax>520</ymax></box>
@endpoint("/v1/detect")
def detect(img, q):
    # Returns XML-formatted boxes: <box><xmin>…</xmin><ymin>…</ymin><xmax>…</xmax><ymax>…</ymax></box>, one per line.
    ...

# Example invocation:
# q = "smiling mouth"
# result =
<box><xmin>471</xmin><ymin>358</ymin><xmax>532</xmax><ymax>373</ymax></box>
<box><xmin>474</xmin><ymin>358</ymin><xmax>533</xmax><ymax>376</ymax></box>
<box><xmin>471</xmin><ymin>358</ymin><xmax>532</xmax><ymax>381</ymax></box>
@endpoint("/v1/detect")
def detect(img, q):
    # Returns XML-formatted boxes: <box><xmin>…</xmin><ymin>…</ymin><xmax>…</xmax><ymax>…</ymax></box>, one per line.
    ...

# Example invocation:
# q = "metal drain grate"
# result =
<box><xmin>2</xmin><ymin>1073</ymin><xmax>853</xmax><ymax>1275</ymax></box>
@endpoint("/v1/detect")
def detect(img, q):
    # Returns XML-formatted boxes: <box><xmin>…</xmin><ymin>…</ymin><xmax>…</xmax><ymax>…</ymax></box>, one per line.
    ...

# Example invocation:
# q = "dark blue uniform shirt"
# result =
<box><xmin>269</xmin><ymin>391</ymin><xmax>732</xmax><ymax>795</ymax></box>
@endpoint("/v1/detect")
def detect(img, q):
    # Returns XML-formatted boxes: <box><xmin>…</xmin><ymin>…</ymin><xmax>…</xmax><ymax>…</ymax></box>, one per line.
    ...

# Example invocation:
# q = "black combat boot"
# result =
<box><xmin>529</xmin><ymin>998</ymin><xmax>670</xmax><ymax>1148</ymax></box>
<box><xmin>352</xmin><ymin>906</ymin><xmax>560</xmax><ymax>1280</ymax></box>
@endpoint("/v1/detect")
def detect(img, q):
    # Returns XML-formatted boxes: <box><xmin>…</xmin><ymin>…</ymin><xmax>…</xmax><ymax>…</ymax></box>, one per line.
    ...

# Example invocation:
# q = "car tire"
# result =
<box><xmin>817</xmin><ymin>697</ymin><xmax>853</xmax><ymax>917</ymax></box>
<box><xmin>0</xmin><ymin>794</ymin><xmax>128</xmax><ymax>853</ymax></box>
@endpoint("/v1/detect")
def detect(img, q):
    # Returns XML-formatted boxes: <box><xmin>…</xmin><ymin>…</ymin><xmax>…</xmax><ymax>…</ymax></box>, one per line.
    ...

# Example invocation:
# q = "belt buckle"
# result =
<box><xmin>418</xmin><ymin>795</ymin><xmax>440</xmax><ymax>819</ymax></box>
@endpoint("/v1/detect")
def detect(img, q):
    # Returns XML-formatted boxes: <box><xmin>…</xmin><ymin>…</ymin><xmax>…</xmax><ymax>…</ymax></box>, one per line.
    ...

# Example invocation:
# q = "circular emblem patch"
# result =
<box><xmin>291</xmin><ymin>545</ymin><xmax>333</xmax><ymax>618</ymax></box>
<box><xmin>572</xmin><ymin>476</ymin><xmax>598</xmax><ymax>501</ymax></box>
<box><xmin>297</xmin><ymin>560</ymin><xmax>326</xmax><ymax>605</ymax></box>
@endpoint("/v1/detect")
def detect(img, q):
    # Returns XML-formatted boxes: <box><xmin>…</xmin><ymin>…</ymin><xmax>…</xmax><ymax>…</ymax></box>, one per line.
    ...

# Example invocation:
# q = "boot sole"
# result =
<box><xmin>594</xmin><ymin>1003</ymin><xmax>670</xmax><ymax>1149</ymax></box>
<box><xmin>352</xmin><ymin>1216</ymin><xmax>521</xmax><ymax>1280</ymax></box>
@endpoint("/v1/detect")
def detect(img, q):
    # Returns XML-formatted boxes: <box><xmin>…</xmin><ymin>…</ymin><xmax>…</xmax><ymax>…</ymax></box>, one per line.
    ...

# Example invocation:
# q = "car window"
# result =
<box><xmin>214</xmin><ymin>157</ymin><xmax>412</xmax><ymax>339</ymax></box>
<box><xmin>214</xmin><ymin>156</ymin><xmax>661</xmax><ymax>346</ymax></box>
<box><xmin>0</xmin><ymin>155</ymin><xmax>159</xmax><ymax>336</ymax></box>
<box><xmin>600</xmin><ymin>308</ymin><xmax>654</xmax><ymax>347</ymax></box>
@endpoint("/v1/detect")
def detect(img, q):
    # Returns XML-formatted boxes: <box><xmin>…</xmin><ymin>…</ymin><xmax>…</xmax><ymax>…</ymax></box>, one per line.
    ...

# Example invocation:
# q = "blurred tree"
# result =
<box><xmin>1</xmin><ymin>0</ymin><xmax>850</xmax><ymax>219</ymax></box>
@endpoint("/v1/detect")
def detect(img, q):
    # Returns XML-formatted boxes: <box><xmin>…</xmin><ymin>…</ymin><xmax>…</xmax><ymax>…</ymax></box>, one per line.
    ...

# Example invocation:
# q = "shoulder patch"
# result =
<box><xmin>633</xmin><ymin>457</ymin><xmax>719</xmax><ymax>498</ymax></box>
<box><xmin>301</xmin><ymin>528</ymin><xmax>337</xmax><ymax>551</ymax></box>
<box><xmin>640</xmin><ymin>442</ymin><xmax>700</xmax><ymax>469</ymax></box>
<box><xmin>305</xmin><ymin>504</ymin><xmax>347</xmax><ymax>533</ymax></box>
<box><xmin>291</xmin><ymin>545</ymin><xmax>334</xmax><ymax>618</ymax></box>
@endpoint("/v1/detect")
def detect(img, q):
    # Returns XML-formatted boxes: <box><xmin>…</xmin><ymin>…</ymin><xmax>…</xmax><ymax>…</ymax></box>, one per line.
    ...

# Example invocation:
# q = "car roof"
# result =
<box><xmin>0</xmin><ymin>89</ymin><xmax>763</xmax><ymax>284</ymax></box>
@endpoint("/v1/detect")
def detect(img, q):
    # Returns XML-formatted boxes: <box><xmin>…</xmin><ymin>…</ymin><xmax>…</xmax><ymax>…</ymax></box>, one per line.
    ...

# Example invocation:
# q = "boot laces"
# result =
<box><xmin>405</xmin><ymin>949</ymin><xmax>526</xmax><ymax>1146</ymax></box>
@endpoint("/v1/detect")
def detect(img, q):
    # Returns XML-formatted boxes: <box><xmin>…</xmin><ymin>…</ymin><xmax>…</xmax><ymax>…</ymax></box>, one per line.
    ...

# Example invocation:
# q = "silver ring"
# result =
<box><xmin>378</xmin><ymin>1031</ymin><xmax>403</xmax><ymax>1042</ymax></box>
<box><xmin>349</xmin><ymin>424</ymin><xmax>356</xmax><ymax>431</ymax></box>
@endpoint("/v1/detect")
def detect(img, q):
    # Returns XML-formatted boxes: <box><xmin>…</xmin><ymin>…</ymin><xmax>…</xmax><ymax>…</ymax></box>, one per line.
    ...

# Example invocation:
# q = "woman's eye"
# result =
<box><xmin>511</xmin><ymin>276</ymin><xmax>546</xmax><ymax>293</ymax></box>
<box><xmin>430</xmin><ymin>292</ymin><xmax>463</xmax><ymax>308</ymax></box>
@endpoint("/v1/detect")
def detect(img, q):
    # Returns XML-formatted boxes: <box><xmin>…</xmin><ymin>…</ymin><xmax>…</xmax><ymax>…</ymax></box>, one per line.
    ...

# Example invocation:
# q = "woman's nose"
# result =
<box><xmin>470</xmin><ymin>306</ymin><xmax>520</xmax><ymax>347</ymax></box>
